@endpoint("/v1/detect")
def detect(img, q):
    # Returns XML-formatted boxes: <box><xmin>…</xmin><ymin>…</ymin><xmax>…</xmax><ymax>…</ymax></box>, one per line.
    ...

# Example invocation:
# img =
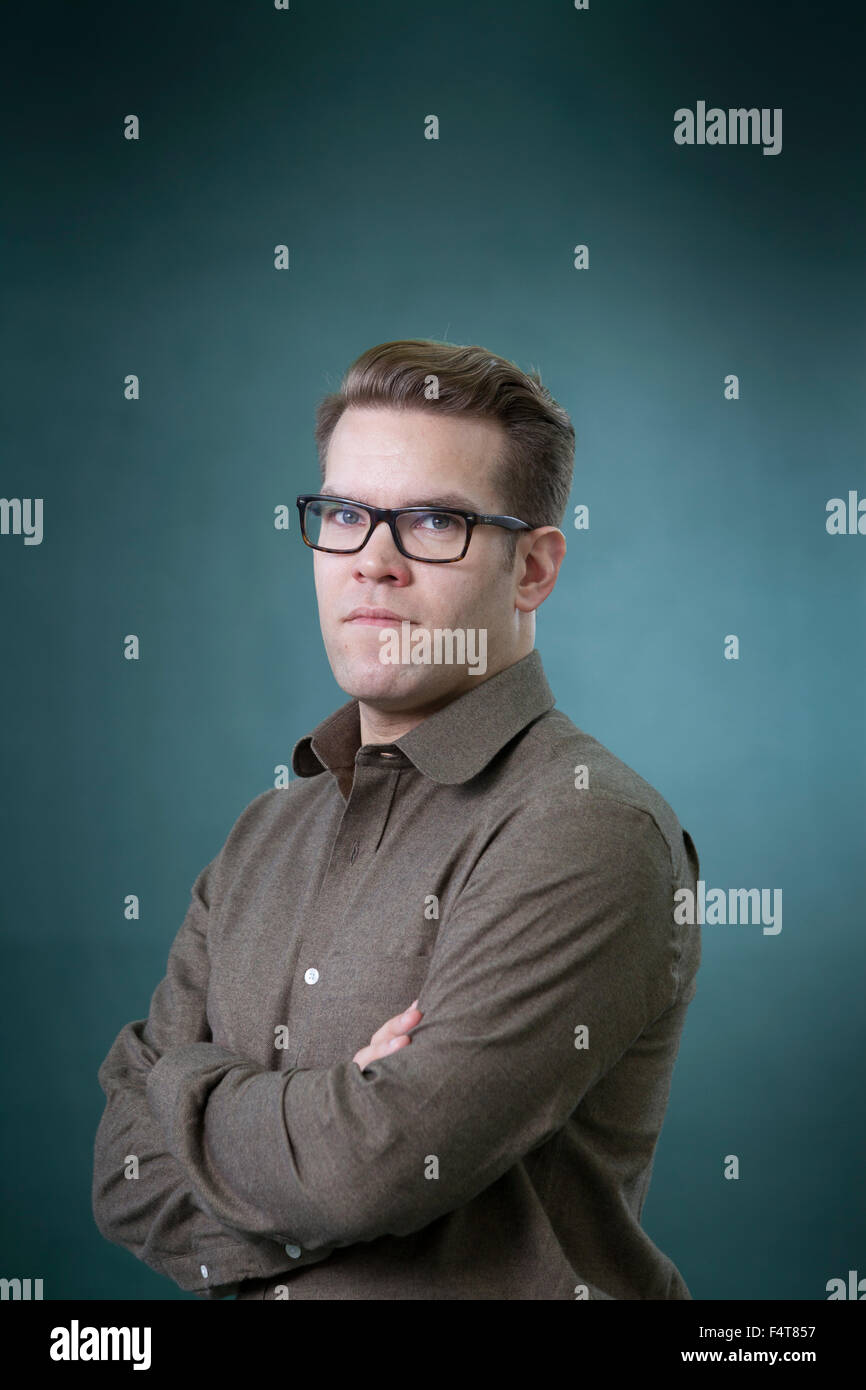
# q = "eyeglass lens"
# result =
<box><xmin>304</xmin><ymin>499</ymin><xmax>468</xmax><ymax>560</ymax></box>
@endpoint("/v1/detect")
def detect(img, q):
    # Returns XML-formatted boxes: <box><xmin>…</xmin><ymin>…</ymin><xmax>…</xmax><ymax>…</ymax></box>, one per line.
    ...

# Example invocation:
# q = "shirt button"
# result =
<box><xmin>350</xmin><ymin>841</ymin><xmax>359</xmax><ymax>863</ymax></box>
<box><xmin>284</xmin><ymin>1243</ymin><xmax>302</xmax><ymax>1259</ymax></box>
<box><xmin>304</xmin><ymin>967</ymin><xmax>319</xmax><ymax>984</ymax></box>
<box><xmin>200</xmin><ymin>1264</ymin><xmax>209</xmax><ymax>1278</ymax></box>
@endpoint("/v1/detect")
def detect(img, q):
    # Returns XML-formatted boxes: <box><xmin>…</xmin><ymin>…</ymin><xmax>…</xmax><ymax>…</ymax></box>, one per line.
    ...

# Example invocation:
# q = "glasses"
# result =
<box><xmin>296</xmin><ymin>494</ymin><xmax>533</xmax><ymax>563</ymax></box>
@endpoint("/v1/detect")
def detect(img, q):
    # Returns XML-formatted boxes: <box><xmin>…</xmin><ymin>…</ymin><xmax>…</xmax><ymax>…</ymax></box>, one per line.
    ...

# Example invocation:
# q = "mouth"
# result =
<box><xmin>344</xmin><ymin>609</ymin><xmax>415</xmax><ymax>626</ymax></box>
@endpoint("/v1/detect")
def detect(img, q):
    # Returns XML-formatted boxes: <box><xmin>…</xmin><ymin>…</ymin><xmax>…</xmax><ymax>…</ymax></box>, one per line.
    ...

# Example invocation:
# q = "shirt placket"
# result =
<box><xmin>310</xmin><ymin>750</ymin><xmax>405</xmax><ymax>929</ymax></box>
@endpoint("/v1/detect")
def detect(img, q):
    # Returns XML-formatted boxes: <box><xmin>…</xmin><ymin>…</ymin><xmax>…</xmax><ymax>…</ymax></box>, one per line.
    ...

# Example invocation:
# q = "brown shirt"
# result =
<box><xmin>92</xmin><ymin>648</ymin><xmax>701</xmax><ymax>1299</ymax></box>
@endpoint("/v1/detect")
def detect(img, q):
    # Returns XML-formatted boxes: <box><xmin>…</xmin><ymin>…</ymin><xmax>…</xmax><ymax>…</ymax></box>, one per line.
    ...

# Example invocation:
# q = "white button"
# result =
<box><xmin>200</xmin><ymin>1264</ymin><xmax>209</xmax><ymax>1278</ymax></box>
<box><xmin>284</xmin><ymin>1243</ymin><xmax>302</xmax><ymax>1259</ymax></box>
<box><xmin>304</xmin><ymin>967</ymin><xmax>319</xmax><ymax>984</ymax></box>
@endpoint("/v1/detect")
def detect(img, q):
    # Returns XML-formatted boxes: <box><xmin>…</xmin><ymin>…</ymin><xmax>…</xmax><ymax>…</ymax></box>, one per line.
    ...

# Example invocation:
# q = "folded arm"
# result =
<box><xmin>147</xmin><ymin>794</ymin><xmax>685</xmax><ymax>1255</ymax></box>
<box><xmin>92</xmin><ymin>851</ymin><xmax>334</xmax><ymax>1296</ymax></box>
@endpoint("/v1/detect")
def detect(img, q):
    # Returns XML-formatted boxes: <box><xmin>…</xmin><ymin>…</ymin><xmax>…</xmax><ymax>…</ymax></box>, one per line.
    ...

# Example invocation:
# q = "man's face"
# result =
<box><xmin>311</xmin><ymin>406</ymin><xmax>529</xmax><ymax>718</ymax></box>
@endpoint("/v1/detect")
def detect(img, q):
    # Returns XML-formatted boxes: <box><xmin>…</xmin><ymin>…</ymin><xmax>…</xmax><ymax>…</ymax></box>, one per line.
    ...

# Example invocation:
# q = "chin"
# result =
<box><xmin>334</xmin><ymin>664</ymin><xmax>417</xmax><ymax>703</ymax></box>
<box><xmin>330</xmin><ymin>655</ymin><xmax>447</xmax><ymax>708</ymax></box>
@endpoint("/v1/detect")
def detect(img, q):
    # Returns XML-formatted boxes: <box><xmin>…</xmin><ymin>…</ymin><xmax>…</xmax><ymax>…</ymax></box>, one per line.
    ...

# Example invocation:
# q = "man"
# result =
<box><xmin>92</xmin><ymin>338</ymin><xmax>701</xmax><ymax>1300</ymax></box>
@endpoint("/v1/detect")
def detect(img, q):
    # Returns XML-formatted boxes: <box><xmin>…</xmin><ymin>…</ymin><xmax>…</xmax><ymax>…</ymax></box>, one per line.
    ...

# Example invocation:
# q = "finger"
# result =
<box><xmin>367</xmin><ymin>1002</ymin><xmax>422</xmax><ymax>1048</ymax></box>
<box><xmin>353</xmin><ymin>1032</ymin><xmax>412</xmax><ymax>1071</ymax></box>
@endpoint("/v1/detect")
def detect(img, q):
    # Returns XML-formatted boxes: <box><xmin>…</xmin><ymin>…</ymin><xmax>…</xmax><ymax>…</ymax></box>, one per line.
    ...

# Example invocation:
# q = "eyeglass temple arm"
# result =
<box><xmin>477</xmin><ymin>515</ymin><xmax>533</xmax><ymax>530</ymax></box>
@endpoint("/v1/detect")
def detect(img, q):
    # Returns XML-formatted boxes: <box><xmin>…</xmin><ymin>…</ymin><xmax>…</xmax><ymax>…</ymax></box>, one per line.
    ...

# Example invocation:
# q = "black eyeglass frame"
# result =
<box><xmin>296</xmin><ymin>493</ymin><xmax>534</xmax><ymax>563</ymax></box>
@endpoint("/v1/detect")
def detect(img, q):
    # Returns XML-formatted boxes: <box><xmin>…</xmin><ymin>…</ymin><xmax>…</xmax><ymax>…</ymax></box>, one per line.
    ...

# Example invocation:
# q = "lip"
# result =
<box><xmin>345</xmin><ymin>608</ymin><xmax>414</xmax><ymax>625</ymax></box>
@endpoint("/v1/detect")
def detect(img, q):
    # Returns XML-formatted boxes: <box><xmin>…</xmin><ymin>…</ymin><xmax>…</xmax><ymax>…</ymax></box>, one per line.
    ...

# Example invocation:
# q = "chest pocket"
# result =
<box><xmin>288</xmin><ymin>938</ymin><xmax>434</xmax><ymax>1069</ymax></box>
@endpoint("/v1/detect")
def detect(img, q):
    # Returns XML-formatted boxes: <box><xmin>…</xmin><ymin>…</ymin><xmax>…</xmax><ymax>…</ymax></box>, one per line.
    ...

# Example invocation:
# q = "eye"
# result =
<box><xmin>414</xmin><ymin>511</ymin><xmax>457</xmax><ymax>533</ymax></box>
<box><xmin>322</xmin><ymin>504</ymin><xmax>363</xmax><ymax>526</ymax></box>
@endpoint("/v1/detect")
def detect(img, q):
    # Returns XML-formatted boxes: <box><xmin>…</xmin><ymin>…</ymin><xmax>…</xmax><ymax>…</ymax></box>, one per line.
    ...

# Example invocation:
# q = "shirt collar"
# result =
<box><xmin>291</xmin><ymin>648</ymin><xmax>555</xmax><ymax>787</ymax></box>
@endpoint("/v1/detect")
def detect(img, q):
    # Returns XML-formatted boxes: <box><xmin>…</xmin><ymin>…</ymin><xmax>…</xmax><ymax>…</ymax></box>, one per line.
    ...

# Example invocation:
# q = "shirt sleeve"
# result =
<box><xmin>145</xmin><ymin>790</ymin><xmax>695</xmax><ymax>1255</ymax></box>
<box><xmin>91</xmin><ymin>851</ymin><xmax>335</xmax><ymax>1295</ymax></box>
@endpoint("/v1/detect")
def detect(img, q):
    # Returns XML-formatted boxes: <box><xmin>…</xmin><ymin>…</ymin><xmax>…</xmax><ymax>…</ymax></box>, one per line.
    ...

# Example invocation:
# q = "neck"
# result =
<box><xmin>358</xmin><ymin>697</ymin><xmax>449</xmax><ymax>747</ymax></box>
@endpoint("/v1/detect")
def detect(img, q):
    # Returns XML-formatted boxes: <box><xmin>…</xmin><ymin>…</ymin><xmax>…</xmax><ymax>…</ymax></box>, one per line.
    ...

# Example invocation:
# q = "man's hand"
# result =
<box><xmin>353</xmin><ymin>1000</ymin><xmax>422</xmax><ymax>1071</ymax></box>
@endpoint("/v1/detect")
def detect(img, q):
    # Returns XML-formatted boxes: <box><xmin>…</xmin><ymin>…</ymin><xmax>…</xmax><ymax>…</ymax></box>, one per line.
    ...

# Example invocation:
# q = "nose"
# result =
<box><xmin>352</xmin><ymin>519</ymin><xmax>411</xmax><ymax>582</ymax></box>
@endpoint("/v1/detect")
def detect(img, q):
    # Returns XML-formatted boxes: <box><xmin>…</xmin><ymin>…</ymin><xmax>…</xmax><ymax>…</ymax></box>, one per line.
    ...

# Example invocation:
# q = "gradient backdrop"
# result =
<box><xmin>2</xmin><ymin>0</ymin><xmax>864</xmax><ymax>1299</ymax></box>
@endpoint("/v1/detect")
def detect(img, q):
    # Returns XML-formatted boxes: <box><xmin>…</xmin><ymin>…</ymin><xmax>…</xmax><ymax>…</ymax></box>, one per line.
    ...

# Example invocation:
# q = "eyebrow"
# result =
<box><xmin>318</xmin><ymin>486</ymin><xmax>483</xmax><ymax>511</ymax></box>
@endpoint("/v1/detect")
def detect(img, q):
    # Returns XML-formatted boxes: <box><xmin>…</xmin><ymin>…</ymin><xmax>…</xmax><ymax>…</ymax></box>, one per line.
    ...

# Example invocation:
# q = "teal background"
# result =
<box><xmin>2</xmin><ymin>0</ymin><xmax>864</xmax><ymax>1299</ymax></box>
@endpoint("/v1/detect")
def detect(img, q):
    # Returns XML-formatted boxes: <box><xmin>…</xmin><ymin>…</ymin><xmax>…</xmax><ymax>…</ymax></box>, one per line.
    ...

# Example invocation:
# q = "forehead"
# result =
<box><xmin>323</xmin><ymin>407</ymin><xmax>506</xmax><ymax>506</ymax></box>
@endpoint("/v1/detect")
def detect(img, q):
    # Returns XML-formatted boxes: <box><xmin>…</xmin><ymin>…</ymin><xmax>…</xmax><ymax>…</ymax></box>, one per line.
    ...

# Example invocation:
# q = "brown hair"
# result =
<box><xmin>314</xmin><ymin>339</ymin><xmax>575</xmax><ymax>566</ymax></box>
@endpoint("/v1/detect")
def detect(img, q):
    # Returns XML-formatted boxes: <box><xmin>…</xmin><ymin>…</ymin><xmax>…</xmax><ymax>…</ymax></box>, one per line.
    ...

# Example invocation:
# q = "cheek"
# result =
<box><xmin>436</xmin><ymin>565</ymin><xmax>484</xmax><ymax>607</ymax></box>
<box><xmin>448</xmin><ymin>566</ymin><xmax>497</xmax><ymax>619</ymax></box>
<box><xmin>313</xmin><ymin>560</ymin><xmax>334</xmax><ymax>607</ymax></box>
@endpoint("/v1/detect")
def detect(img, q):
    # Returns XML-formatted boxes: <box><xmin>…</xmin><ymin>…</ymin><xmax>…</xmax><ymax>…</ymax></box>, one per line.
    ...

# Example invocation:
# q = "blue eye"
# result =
<box><xmin>320</xmin><ymin>505</ymin><xmax>363</xmax><ymax>526</ymax></box>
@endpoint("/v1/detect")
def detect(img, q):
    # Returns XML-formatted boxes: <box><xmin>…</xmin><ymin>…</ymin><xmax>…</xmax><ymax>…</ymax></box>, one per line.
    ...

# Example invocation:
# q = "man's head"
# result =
<box><xmin>306</xmin><ymin>339</ymin><xmax>574</xmax><ymax>740</ymax></box>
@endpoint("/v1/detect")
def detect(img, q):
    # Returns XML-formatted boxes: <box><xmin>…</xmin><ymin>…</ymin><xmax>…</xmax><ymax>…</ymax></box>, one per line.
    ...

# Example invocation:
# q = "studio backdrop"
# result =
<box><xmin>2</xmin><ymin>0</ymin><xmax>864</xmax><ymax>1299</ymax></box>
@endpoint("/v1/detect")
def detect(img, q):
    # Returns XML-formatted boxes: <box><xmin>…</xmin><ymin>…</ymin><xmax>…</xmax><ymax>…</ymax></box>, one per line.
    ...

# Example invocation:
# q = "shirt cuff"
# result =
<box><xmin>156</xmin><ymin>1240</ymin><xmax>307</xmax><ymax>1295</ymax></box>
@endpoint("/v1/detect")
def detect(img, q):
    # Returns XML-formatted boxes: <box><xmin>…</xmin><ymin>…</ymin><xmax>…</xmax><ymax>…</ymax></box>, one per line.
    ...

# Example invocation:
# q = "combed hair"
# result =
<box><xmin>314</xmin><ymin>339</ymin><xmax>575</xmax><ymax>565</ymax></box>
